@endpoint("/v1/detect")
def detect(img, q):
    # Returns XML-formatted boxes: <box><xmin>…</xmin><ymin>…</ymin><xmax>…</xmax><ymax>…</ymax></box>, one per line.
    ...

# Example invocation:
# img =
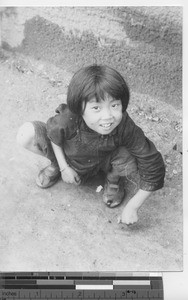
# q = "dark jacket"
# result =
<box><xmin>47</xmin><ymin>104</ymin><xmax>165</xmax><ymax>191</ymax></box>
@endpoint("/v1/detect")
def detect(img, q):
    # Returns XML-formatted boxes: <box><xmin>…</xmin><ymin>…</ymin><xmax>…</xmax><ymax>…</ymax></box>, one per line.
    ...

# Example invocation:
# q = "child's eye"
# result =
<box><xmin>92</xmin><ymin>106</ymin><xmax>100</xmax><ymax>111</ymax></box>
<box><xmin>112</xmin><ymin>103</ymin><xmax>121</xmax><ymax>108</ymax></box>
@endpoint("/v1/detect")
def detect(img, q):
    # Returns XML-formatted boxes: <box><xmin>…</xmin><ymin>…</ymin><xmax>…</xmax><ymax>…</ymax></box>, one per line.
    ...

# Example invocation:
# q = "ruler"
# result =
<box><xmin>0</xmin><ymin>272</ymin><xmax>164</xmax><ymax>299</ymax></box>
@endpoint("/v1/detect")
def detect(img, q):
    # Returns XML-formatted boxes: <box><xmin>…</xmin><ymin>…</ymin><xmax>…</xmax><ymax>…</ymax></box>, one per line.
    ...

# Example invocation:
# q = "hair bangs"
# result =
<box><xmin>96</xmin><ymin>77</ymin><xmax>125</xmax><ymax>103</ymax></box>
<box><xmin>94</xmin><ymin>81</ymin><xmax>106</xmax><ymax>102</ymax></box>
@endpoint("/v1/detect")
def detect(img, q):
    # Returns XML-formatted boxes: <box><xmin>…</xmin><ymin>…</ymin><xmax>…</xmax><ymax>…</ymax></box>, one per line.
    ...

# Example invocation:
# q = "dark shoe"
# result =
<box><xmin>36</xmin><ymin>163</ymin><xmax>61</xmax><ymax>188</ymax></box>
<box><xmin>103</xmin><ymin>177</ymin><xmax>125</xmax><ymax>208</ymax></box>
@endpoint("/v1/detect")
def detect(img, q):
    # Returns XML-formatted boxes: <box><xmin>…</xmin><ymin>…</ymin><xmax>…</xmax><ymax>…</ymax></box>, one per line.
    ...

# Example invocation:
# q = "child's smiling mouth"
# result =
<box><xmin>100</xmin><ymin>123</ymin><xmax>113</xmax><ymax>128</ymax></box>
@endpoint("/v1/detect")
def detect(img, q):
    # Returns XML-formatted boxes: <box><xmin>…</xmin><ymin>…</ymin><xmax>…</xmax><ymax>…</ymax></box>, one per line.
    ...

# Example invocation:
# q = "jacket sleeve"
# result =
<box><xmin>46</xmin><ymin>104</ymin><xmax>77</xmax><ymax>146</ymax></box>
<box><xmin>121</xmin><ymin>112</ymin><xmax>166</xmax><ymax>191</ymax></box>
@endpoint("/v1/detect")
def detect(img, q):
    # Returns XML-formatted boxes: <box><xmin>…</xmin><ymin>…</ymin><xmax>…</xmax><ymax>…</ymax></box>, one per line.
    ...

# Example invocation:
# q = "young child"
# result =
<box><xmin>17</xmin><ymin>65</ymin><xmax>165</xmax><ymax>225</ymax></box>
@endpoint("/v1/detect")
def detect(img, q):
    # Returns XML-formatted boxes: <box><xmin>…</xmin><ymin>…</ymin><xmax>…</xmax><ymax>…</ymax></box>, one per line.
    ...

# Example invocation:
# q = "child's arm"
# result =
<box><xmin>51</xmin><ymin>142</ymin><xmax>81</xmax><ymax>185</ymax></box>
<box><xmin>120</xmin><ymin>189</ymin><xmax>152</xmax><ymax>225</ymax></box>
<box><xmin>119</xmin><ymin>113</ymin><xmax>165</xmax><ymax>225</ymax></box>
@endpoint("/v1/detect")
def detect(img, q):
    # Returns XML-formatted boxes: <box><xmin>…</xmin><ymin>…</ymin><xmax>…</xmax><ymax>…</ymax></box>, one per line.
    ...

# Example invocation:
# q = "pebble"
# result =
<box><xmin>173</xmin><ymin>170</ymin><xmax>178</xmax><ymax>175</ymax></box>
<box><xmin>152</xmin><ymin>116</ymin><xmax>160</xmax><ymax>122</ymax></box>
<box><xmin>96</xmin><ymin>185</ymin><xmax>103</xmax><ymax>192</ymax></box>
<box><xmin>166</xmin><ymin>159</ymin><xmax>172</xmax><ymax>164</ymax></box>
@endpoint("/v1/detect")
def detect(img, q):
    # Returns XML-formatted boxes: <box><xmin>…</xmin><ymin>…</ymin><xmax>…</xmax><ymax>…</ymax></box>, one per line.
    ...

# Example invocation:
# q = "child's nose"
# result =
<box><xmin>102</xmin><ymin>108</ymin><xmax>113</xmax><ymax>119</ymax></box>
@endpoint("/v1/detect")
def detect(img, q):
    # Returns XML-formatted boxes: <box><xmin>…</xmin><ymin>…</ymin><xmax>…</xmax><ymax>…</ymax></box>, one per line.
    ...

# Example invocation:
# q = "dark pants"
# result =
<box><xmin>32</xmin><ymin>121</ymin><xmax>138</xmax><ymax>182</ymax></box>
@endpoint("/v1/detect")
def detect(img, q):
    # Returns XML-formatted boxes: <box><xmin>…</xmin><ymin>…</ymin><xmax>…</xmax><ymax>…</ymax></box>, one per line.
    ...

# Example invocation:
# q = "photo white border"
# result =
<box><xmin>0</xmin><ymin>0</ymin><xmax>187</xmax><ymax>298</ymax></box>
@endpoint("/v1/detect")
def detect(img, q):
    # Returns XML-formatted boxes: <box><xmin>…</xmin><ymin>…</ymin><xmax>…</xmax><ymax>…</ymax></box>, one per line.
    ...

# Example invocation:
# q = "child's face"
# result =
<box><xmin>82</xmin><ymin>94</ymin><xmax>123</xmax><ymax>135</ymax></box>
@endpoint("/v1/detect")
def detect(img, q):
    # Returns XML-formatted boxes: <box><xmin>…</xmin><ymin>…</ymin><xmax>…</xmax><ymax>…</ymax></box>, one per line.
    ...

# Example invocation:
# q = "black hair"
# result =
<box><xmin>67</xmin><ymin>65</ymin><xmax>130</xmax><ymax>115</ymax></box>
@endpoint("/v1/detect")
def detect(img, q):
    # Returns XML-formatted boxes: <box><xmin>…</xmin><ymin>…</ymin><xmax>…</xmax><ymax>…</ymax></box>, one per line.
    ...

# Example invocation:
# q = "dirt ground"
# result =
<box><xmin>0</xmin><ymin>49</ymin><xmax>182</xmax><ymax>272</ymax></box>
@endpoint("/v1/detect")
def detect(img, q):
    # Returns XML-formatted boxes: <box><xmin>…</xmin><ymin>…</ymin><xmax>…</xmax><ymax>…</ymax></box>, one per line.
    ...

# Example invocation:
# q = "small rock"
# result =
<box><xmin>96</xmin><ymin>185</ymin><xmax>103</xmax><ymax>192</ymax></box>
<box><xmin>173</xmin><ymin>170</ymin><xmax>178</xmax><ymax>175</ymax></box>
<box><xmin>166</xmin><ymin>159</ymin><xmax>172</xmax><ymax>164</ymax></box>
<box><xmin>152</xmin><ymin>116</ymin><xmax>160</xmax><ymax>122</ymax></box>
<box><xmin>146</xmin><ymin>115</ymin><xmax>152</xmax><ymax>120</ymax></box>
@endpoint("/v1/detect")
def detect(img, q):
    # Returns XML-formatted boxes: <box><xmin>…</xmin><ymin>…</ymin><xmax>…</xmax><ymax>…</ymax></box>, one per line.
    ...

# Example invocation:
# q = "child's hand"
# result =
<box><xmin>118</xmin><ymin>189</ymin><xmax>152</xmax><ymax>225</ymax></box>
<box><xmin>61</xmin><ymin>166</ymin><xmax>81</xmax><ymax>185</ymax></box>
<box><xmin>119</xmin><ymin>204</ymin><xmax>138</xmax><ymax>225</ymax></box>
